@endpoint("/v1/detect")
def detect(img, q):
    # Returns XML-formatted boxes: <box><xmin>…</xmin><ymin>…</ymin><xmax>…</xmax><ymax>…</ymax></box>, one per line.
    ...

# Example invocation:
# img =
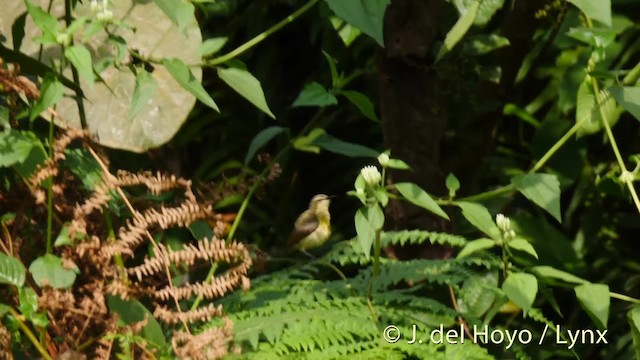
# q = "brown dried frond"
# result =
<box><xmin>154</xmin><ymin>303</ymin><xmax>224</xmax><ymax>325</ymax></box>
<box><xmin>114</xmin><ymin>170</ymin><xmax>196</xmax><ymax>201</ymax></box>
<box><xmin>153</xmin><ymin>270</ymin><xmax>249</xmax><ymax>301</ymax></box>
<box><xmin>0</xmin><ymin>61</ymin><xmax>40</xmax><ymax>101</ymax></box>
<box><xmin>127</xmin><ymin>238</ymin><xmax>250</xmax><ymax>281</ymax></box>
<box><xmin>0</xmin><ymin>322</ymin><xmax>10</xmax><ymax>359</ymax></box>
<box><xmin>172</xmin><ymin>318</ymin><xmax>233</xmax><ymax>360</ymax></box>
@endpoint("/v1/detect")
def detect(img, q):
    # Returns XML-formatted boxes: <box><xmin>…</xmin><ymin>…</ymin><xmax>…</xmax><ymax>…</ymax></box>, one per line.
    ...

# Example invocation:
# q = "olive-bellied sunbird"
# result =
<box><xmin>288</xmin><ymin>194</ymin><xmax>333</xmax><ymax>254</ymax></box>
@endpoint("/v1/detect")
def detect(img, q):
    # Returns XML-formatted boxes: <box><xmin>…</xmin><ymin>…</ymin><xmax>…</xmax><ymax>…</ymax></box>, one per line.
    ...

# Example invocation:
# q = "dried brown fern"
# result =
<box><xmin>171</xmin><ymin>318</ymin><xmax>234</xmax><ymax>360</ymax></box>
<box><xmin>0</xmin><ymin>323</ymin><xmax>10</xmax><ymax>360</ymax></box>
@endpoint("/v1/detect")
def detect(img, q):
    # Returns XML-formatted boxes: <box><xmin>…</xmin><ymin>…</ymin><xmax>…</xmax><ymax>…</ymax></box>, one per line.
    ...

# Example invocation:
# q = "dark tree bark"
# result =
<box><xmin>377</xmin><ymin>0</ymin><xmax>545</xmax><ymax>259</ymax></box>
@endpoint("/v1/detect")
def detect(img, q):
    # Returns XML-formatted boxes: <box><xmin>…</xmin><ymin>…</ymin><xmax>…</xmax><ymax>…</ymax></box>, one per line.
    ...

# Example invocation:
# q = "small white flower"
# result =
<box><xmin>90</xmin><ymin>0</ymin><xmax>100</xmax><ymax>12</ymax></box>
<box><xmin>496</xmin><ymin>213</ymin><xmax>510</xmax><ymax>233</ymax></box>
<box><xmin>377</xmin><ymin>153</ymin><xmax>390</xmax><ymax>167</ymax></box>
<box><xmin>97</xmin><ymin>9</ymin><xmax>113</xmax><ymax>22</ymax></box>
<box><xmin>361</xmin><ymin>165</ymin><xmax>381</xmax><ymax>187</ymax></box>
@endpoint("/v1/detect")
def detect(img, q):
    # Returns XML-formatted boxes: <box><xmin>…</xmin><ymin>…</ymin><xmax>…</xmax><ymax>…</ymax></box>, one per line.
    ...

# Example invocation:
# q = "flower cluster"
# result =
<box><xmin>496</xmin><ymin>213</ymin><xmax>516</xmax><ymax>240</ymax></box>
<box><xmin>90</xmin><ymin>0</ymin><xmax>114</xmax><ymax>22</ymax></box>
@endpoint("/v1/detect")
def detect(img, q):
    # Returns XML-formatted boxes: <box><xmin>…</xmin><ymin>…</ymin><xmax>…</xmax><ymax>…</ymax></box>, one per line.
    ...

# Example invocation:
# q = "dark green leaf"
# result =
<box><xmin>436</xmin><ymin>0</ymin><xmax>479</xmax><ymax>62</ymax></box>
<box><xmin>629</xmin><ymin>306</ymin><xmax>640</xmax><ymax>359</ymax></box>
<box><xmin>0</xmin><ymin>252</ymin><xmax>26</xmax><ymax>287</ymax></box>
<box><xmin>463</xmin><ymin>34</ymin><xmax>510</xmax><ymax>56</ymax></box>
<box><xmin>0</xmin><ymin>129</ymin><xmax>41</xmax><ymax>168</ymax></box>
<box><xmin>64</xmin><ymin>45</ymin><xmax>94</xmax><ymax>87</ymax></box>
<box><xmin>188</xmin><ymin>220</ymin><xmax>214</xmax><ymax>240</ymax></box>
<box><xmin>457</xmin><ymin>238</ymin><xmax>495</xmax><ymax>259</ymax></box>
<box><xmin>218</xmin><ymin>67</ymin><xmax>275</xmax><ymax>118</ymax></box>
<box><xmin>567</xmin><ymin>0</ymin><xmax>612</xmax><ymax>26</ymax></box>
<box><xmin>153</xmin><ymin>0</ymin><xmax>195</xmax><ymax>34</ymax></box>
<box><xmin>292</xmin><ymin>82</ymin><xmax>338</xmax><ymax>108</ymax></box>
<box><xmin>108</xmin><ymin>296</ymin><xmax>167</xmax><ymax>346</ymax></box>
<box><xmin>324</xmin><ymin>0</ymin><xmax>390</xmax><ymax>46</ymax></box>
<box><xmin>610</xmin><ymin>86</ymin><xmax>640</xmax><ymax>121</ymax></box>
<box><xmin>395</xmin><ymin>182</ymin><xmax>449</xmax><ymax>220</ymax></box>
<box><xmin>312</xmin><ymin>134</ymin><xmax>379</xmax><ymax>158</ymax></box>
<box><xmin>199</xmin><ymin>37</ymin><xmax>228</xmax><ymax>57</ymax></box>
<box><xmin>30</xmin><ymin>73</ymin><xmax>64</xmax><ymax>121</ymax></box>
<box><xmin>456</xmin><ymin>202</ymin><xmax>501</xmax><ymax>240</ymax></box>
<box><xmin>130</xmin><ymin>69</ymin><xmax>158</xmax><ymax>118</ymax></box>
<box><xmin>575</xmin><ymin>283</ymin><xmax>609</xmax><ymax>330</ymax></box>
<box><xmin>532</xmin><ymin>266</ymin><xmax>588</xmax><ymax>284</ymax></box>
<box><xmin>502</xmin><ymin>272</ymin><xmax>538</xmax><ymax>312</ymax></box>
<box><xmin>342</xmin><ymin>90</ymin><xmax>378</xmax><ymax>122</ymax></box>
<box><xmin>163</xmin><ymin>58</ymin><xmax>220</xmax><ymax>112</ymax></box>
<box><xmin>511</xmin><ymin>173</ymin><xmax>562</xmax><ymax>222</ymax></box>
<box><xmin>29</xmin><ymin>254</ymin><xmax>79</xmax><ymax>289</ymax></box>
<box><xmin>355</xmin><ymin>207</ymin><xmax>374</xmax><ymax>258</ymax></box>
<box><xmin>245</xmin><ymin>126</ymin><xmax>285</xmax><ymax>165</ymax></box>
<box><xmin>507</xmin><ymin>238</ymin><xmax>539</xmax><ymax>259</ymax></box>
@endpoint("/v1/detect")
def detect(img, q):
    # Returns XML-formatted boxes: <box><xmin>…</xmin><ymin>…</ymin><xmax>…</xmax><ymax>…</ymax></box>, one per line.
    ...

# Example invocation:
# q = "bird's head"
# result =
<box><xmin>309</xmin><ymin>194</ymin><xmax>333</xmax><ymax>211</ymax></box>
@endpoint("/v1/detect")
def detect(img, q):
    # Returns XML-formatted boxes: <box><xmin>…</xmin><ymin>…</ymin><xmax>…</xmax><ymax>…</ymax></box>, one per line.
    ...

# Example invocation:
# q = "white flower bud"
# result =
<box><xmin>56</xmin><ymin>33</ymin><xmax>70</xmax><ymax>46</ymax></box>
<box><xmin>620</xmin><ymin>170</ymin><xmax>635</xmax><ymax>184</ymax></box>
<box><xmin>360</xmin><ymin>165</ymin><xmax>381</xmax><ymax>187</ymax></box>
<box><xmin>377</xmin><ymin>153</ymin><xmax>390</xmax><ymax>167</ymax></box>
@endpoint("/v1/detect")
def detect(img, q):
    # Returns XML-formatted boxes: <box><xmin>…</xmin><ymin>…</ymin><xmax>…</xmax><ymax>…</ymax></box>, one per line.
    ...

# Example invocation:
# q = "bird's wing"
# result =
<box><xmin>288</xmin><ymin>210</ymin><xmax>319</xmax><ymax>247</ymax></box>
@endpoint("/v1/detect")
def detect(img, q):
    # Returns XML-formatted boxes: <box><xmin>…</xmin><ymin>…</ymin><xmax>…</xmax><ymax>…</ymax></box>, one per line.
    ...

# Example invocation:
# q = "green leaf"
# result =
<box><xmin>64</xmin><ymin>45</ymin><xmax>94</xmax><ymax>87</ymax></box>
<box><xmin>19</xmin><ymin>287</ymin><xmax>48</xmax><ymax>327</ymax></box>
<box><xmin>292</xmin><ymin>82</ymin><xmax>337</xmax><ymax>107</ymax></box>
<box><xmin>322</xmin><ymin>51</ymin><xmax>340</xmax><ymax>88</ymax></box>
<box><xmin>218</xmin><ymin>67</ymin><xmax>275</xmax><ymax>119</ymax></box>
<box><xmin>387</xmin><ymin>159</ymin><xmax>411</xmax><ymax>170</ymax></box>
<box><xmin>575</xmin><ymin>283</ymin><xmax>609</xmax><ymax>330</ymax></box>
<box><xmin>0</xmin><ymin>252</ymin><xmax>26</xmax><ymax>287</ymax></box>
<box><xmin>355</xmin><ymin>207</ymin><xmax>374</xmax><ymax>258</ymax></box>
<box><xmin>153</xmin><ymin>0</ymin><xmax>195</xmax><ymax>34</ymax></box>
<box><xmin>30</xmin><ymin>73</ymin><xmax>64</xmax><ymax>121</ymax></box>
<box><xmin>532</xmin><ymin>266</ymin><xmax>588</xmax><ymax>284</ymax></box>
<box><xmin>458</xmin><ymin>272</ymin><xmax>499</xmax><ymax>318</ymax></box>
<box><xmin>457</xmin><ymin>238</ymin><xmax>495</xmax><ymax>259</ymax></box>
<box><xmin>463</xmin><ymin>34</ymin><xmax>510</xmax><ymax>56</ymax></box>
<box><xmin>130</xmin><ymin>69</ymin><xmax>158</xmax><ymax>119</ymax></box>
<box><xmin>567</xmin><ymin>0</ymin><xmax>612</xmax><ymax>26</ymax></box>
<box><xmin>163</xmin><ymin>58</ymin><xmax>219</xmax><ymax>112</ymax></box>
<box><xmin>199</xmin><ymin>37</ymin><xmax>228</xmax><ymax>57</ymax></box>
<box><xmin>368</xmin><ymin>203</ymin><xmax>385</xmax><ymax>230</ymax></box>
<box><xmin>511</xmin><ymin>173</ymin><xmax>562</xmax><ymax>222</ymax></box>
<box><xmin>245</xmin><ymin>126</ymin><xmax>285</xmax><ymax>165</ymax></box>
<box><xmin>395</xmin><ymin>182</ymin><xmax>449</xmax><ymax>220</ymax></box>
<box><xmin>373</xmin><ymin>188</ymin><xmax>389</xmax><ymax>207</ymax></box>
<box><xmin>24</xmin><ymin>0</ymin><xmax>59</xmax><ymax>43</ymax></box>
<box><xmin>567</xmin><ymin>28</ymin><xmax>616</xmax><ymax>48</ymax></box>
<box><xmin>456</xmin><ymin>0</ymin><xmax>505</xmax><ymax>26</ymax></box>
<box><xmin>610</xmin><ymin>86</ymin><xmax>640</xmax><ymax>121</ymax></box>
<box><xmin>446</xmin><ymin>173</ymin><xmax>460</xmax><ymax>197</ymax></box>
<box><xmin>575</xmin><ymin>78</ymin><xmax>618</xmax><ymax>137</ymax></box>
<box><xmin>312</xmin><ymin>133</ymin><xmax>379</xmax><ymax>158</ymax></box>
<box><xmin>0</xmin><ymin>129</ymin><xmax>40</xmax><ymax>168</ymax></box>
<box><xmin>342</xmin><ymin>90</ymin><xmax>378</xmax><ymax>122</ymax></box>
<box><xmin>502</xmin><ymin>272</ymin><xmax>538</xmax><ymax>312</ymax></box>
<box><xmin>0</xmin><ymin>303</ymin><xmax>9</xmax><ymax>316</ymax></box>
<box><xmin>108</xmin><ymin>296</ymin><xmax>167</xmax><ymax>346</ymax></box>
<box><xmin>329</xmin><ymin>16</ymin><xmax>362</xmax><ymax>47</ymax></box>
<box><xmin>436</xmin><ymin>0</ymin><xmax>479</xmax><ymax>62</ymax></box>
<box><xmin>54</xmin><ymin>224</ymin><xmax>73</xmax><ymax>247</ymax></box>
<box><xmin>507</xmin><ymin>238</ymin><xmax>538</xmax><ymax>259</ymax></box>
<box><xmin>324</xmin><ymin>0</ymin><xmax>390</xmax><ymax>47</ymax></box>
<box><xmin>292</xmin><ymin>128</ymin><xmax>325</xmax><ymax>154</ymax></box>
<box><xmin>456</xmin><ymin>201</ymin><xmax>501</xmax><ymax>240</ymax></box>
<box><xmin>629</xmin><ymin>306</ymin><xmax>640</xmax><ymax>360</ymax></box>
<box><xmin>188</xmin><ymin>220</ymin><xmax>214</xmax><ymax>240</ymax></box>
<box><xmin>29</xmin><ymin>254</ymin><xmax>79</xmax><ymax>289</ymax></box>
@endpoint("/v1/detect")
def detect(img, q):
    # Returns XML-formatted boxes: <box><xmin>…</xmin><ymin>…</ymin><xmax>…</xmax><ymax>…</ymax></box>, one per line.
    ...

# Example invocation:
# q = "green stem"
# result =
<box><xmin>45</xmin><ymin>110</ymin><xmax>55</xmax><ymax>254</ymax></box>
<box><xmin>622</xmin><ymin>61</ymin><xmax>640</xmax><ymax>86</ymax></box>
<box><xmin>206</xmin><ymin>0</ymin><xmax>320</xmax><ymax>66</ymax></box>
<box><xmin>590</xmin><ymin>76</ymin><xmax>640</xmax><ymax>213</ymax></box>
<box><xmin>530</xmin><ymin>121</ymin><xmax>581</xmax><ymax>173</ymax></box>
<box><xmin>8</xmin><ymin>308</ymin><xmax>52</xmax><ymax>360</ymax></box>
<box><xmin>610</xmin><ymin>291</ymin><xmax>640</xmax><ymax>304</ymax></box>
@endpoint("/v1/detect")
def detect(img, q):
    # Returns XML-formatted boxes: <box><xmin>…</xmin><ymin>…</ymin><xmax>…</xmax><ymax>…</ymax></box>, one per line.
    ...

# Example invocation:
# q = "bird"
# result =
<box><xmin>288</xmin><ymin>194</ymin><xmax>334</xmax><ymax>256</ymax></box>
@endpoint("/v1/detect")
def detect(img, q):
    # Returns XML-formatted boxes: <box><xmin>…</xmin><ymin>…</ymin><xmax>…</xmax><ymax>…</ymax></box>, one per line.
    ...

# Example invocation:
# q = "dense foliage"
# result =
<box><xmin>1</xmin><ymin>0</ymin><xmax>640</xmax><ymax>359</ymax></box>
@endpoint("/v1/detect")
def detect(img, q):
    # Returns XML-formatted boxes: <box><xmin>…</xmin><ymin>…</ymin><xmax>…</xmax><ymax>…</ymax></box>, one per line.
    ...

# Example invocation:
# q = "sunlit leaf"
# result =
<box><xmin>502</xmin><ymin>272</ymin><xmax>538</xmax><ymax>312</ymax></box>
<box><xmin>130</xmin><ymin>69</ymin><xmax>158</xmax><ymax>118</ymax></box>
<box><xmin>292</xmin><ymin>82</ymin><xmax>337</xmax><ymax>108</ymax></box>
<box><xmin>164</xmin><ymin>58</ymin><xmax>219</xmax><ymax>112</ymax></box>
<box><xmin>457</xmin><ymin>238</ymin><xmax>495</xmax><ymax>259</ymax></box>
<box><xmin>218</xmin><ymin>67</ymin><xmax>275</xmax><ymax>118</ymax></box>
<box><xmin>395</xmin><ymin>182</ymin><xmax>449</xmax><ymax>220</ymax></box>
<box><xmin>575</xmin><ymin>283</ymin><xmax>610</xmax><ymax>329</ymax></box>
<box><xmin>64</xmin><ymin>45</ymin><xmax>94</xmax><ymax>87</ymax></box>
<box><xmin>29</xmin><ymin>254</ymin><xmax>79</xmax><ymax>289</ymax></box>
<box><xmin>511</xmin><ymin>173</ymin><xmax>562</xmax><ymax>222</ymax></box>
<box><xmin>437</xmin><ymin>0</ymin><xmax>479</xmax><ymax>62</ymax></box>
